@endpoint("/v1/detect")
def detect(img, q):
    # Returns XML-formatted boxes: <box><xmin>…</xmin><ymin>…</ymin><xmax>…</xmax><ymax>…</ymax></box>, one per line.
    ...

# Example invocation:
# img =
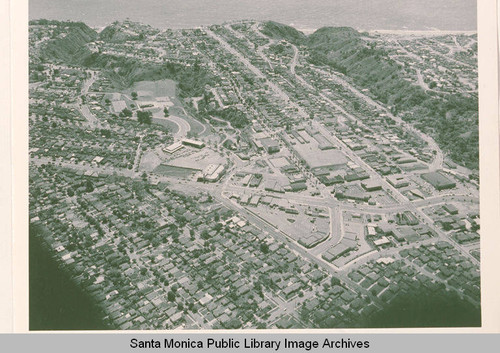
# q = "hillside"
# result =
<box><xmin>40</xmin><ymin>22</ymin><xmax>97</xmax><ymax>64</ymax></box>
<box><xmin>261</xmin><ymin>21</ymin><xmax>306</xmax><ymax>44</ymax></box>
<box><xmin>99</xmin><ymin>20</ymin><xmax>157</xmax><ymax>42</ymax></box>
<box><xmin>82</xmin><ymin>53</ymin><xmax>213</xmax><ymax>98</ymax></box>
<box><xmin>37</xmin><ymin>21</ymin><xmax>213</xmax><ymax>98</ymax></box>
<box><xmin>263</xmin><ymin>22</ymin><xmax>479</xmax><ymax>169</ymax></box>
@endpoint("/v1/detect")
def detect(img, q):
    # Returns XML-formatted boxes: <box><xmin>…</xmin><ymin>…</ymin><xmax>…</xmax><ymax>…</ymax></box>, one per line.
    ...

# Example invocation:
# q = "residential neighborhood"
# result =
<box><xmin>29</xmin><ymin>18</ymin><xmax>479</xmax><ymax>329</ymax></box>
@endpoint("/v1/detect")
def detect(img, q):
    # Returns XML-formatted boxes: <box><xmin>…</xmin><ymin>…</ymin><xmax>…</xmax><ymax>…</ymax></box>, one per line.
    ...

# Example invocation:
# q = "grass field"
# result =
<box><xmin>126</xmin><ymin>79</ymin><xmax>177</xmax><ymax>97</ymax></box>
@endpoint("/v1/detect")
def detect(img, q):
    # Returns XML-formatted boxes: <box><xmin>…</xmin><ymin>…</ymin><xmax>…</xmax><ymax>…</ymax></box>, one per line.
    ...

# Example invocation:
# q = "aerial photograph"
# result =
<box><xmin>28</xmin><ymin>0</ymin><xmax>480</xmax><ymax>330</ymax></box>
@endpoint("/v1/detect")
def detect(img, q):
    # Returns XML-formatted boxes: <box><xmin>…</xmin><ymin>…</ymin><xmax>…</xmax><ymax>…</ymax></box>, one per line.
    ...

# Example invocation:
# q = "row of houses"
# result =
<box><xmin>30</xmin><ymin>165</ymin><xmax>343</xmax><ymax>329</ymax></box>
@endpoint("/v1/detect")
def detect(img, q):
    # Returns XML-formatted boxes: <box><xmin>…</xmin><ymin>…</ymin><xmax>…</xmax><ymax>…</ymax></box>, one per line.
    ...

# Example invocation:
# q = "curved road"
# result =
<box><xmin>153</xmin><ymin>115</ymin><xmax>191</xmax><ymax>139</ymax></box>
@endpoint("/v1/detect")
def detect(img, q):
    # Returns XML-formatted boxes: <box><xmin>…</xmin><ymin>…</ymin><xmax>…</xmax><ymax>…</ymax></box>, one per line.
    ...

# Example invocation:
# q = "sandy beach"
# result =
<box><xmin>368</xmin><ymin>29</ymin><xmax>477</xmax><ymax>36</ymax></box>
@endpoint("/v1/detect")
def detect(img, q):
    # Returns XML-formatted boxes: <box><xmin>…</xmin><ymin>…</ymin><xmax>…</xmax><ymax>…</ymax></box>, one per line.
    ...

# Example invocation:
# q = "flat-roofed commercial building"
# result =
<box><xmin>362</xmin><ymin>179</ymin><xmax>383</xmax><ymax>192</ymax></box>
<box><xmin>322</xmin><ymin>237</ymin><xmax>357</xmax><ymax>262</ymax></box>
<box><xmin>163</xmin><ymin>141</ymin><xmax>184</xmax><ymax>154</ymax></box>
<box><xmin>292</xmin><ymin>143</ymin><xmax>347</xmax><ymax>171</ymax></box>
<box><xmin>196</xmin><ymin>164</ymin><xmax>225</xmax><ymax>182</ymax></box>
<box><xmin>260</xmin><ymin>137</ymin><xmax>280</xmax><ymax>154</ymax></box>
<box><xmin>182</xmin><ymin>139</ymin><xmax>205</xmax><ymax>149</ymax></box>
<box><xmin>283</xmin><ymin>129</ymin><xmax>348</xmax><ymax>172</ymax></box>
<box><xmin>421</xmin><ymin>171</ymin><xmax>456</xmax><ymax>190</ymax></box>
<box><xmin>387</xmin><ymin>175</ymin><xmax>410</xmax><ymax>188</ymax></box>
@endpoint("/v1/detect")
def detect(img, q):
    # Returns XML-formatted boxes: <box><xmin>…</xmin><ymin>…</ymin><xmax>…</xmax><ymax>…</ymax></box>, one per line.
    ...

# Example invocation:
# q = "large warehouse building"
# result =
<box><xmin>421</xmin><ymin>171</ymin><xmax>456</xmax><ymax>191</ymax></box>
<box><xmin>292</xmin><ymin>143</ymin><xmax>348</xmax><ymax>171</ymax></box>
<box><xmin>283</xmin><ymin>128</ymin><xmax>348</xmax><ymax>172</ymax></box>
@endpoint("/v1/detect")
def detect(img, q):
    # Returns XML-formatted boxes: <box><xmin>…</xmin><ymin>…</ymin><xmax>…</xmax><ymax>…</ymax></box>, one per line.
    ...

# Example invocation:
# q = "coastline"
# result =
<box><xmin>367</xmin><ymin>29</ymin><xmax>477</xmax><ymax>36</ymax></box>
<box><xmin>29</xmin><ymin>224</ymin><xmax>110</xmax><ymax>331</ymax></box>
<box><xmin>88</xmin><ymin>21</ymin><xmax>478</xmax><ymax>37</ymax></box>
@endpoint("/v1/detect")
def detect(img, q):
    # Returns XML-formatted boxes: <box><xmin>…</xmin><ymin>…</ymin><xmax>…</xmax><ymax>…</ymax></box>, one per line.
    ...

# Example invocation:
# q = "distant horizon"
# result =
<box><xmin>29</xmin><ymin>18</ymin><xmax>478</xmax><ymax>36</ymax></box>
<box><xmin>29</xmin><ymin>0</ymin><xmax>477</xmax><ymax>32</ymax></box>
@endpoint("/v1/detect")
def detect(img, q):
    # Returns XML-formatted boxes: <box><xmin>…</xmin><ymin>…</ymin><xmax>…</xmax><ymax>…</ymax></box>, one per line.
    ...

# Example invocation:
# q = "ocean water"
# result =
<box><xmin>29</xmin><ymin>0</ymin><xmax>477</xmax><ymax>31</ymax></box>
<box><xmin>30</xmin><ymin>224</ymin><xmax>110</xmax><ymax>330</ymax></box>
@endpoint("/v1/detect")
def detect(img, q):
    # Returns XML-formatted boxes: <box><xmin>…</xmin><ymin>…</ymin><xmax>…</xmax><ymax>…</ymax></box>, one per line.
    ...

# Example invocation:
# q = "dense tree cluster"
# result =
<box><xmin>137</xmin><ymin>110</ymin><xmax>152</xmax><ymax>124</ymax></box>
<box><xmin>119</xmin><ymin>108</ymin><xmax>133</xmax><ymax>118</ymax></box>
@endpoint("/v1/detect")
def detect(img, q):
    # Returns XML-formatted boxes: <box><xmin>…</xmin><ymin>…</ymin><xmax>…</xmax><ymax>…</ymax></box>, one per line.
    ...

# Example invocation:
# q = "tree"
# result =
<box><xmin>331</xmin><ymin>277</ymin><xmax>341</xmax><ymax>286</ymax></box>
<box><xmin>163</xmin><ymin>107</ymin><xmax>169</xmax><ymax>117</ymax></box>
<box><xmin>167</xmin><ymin>291</ymin><xmax>176</xmax><ymax>302</ymax></box>
<box><xmin>100</xmin><ymin>129</ymin><xmax>111</xmax><ymax>138</ymax></box>
<box><xmin>260</xmin><ymin>243</ymin><xmax>269</xmax><ymax>254</ymax></box>
<box><xmin>131</xmin><ymin>92</ymin><xmax>138</xmax><ymax>100</ymax></box>
<box><xmin>213</xmin><ymin>223</ymin><xmax>223</xmax><ymax>232</ymax></box>
<box><xmin>85</xmin><ymin>180</ymin><xmax>94</xmax><ymax>193</ymax></box>
<box><xmin>120</xmin><ymin>108</ymin><xmax>133</xmax><ymax>118</ymax></box>
<box><xmin>200</xmin><ymin>229</ymin><xmax>210</xmax><ymax>240</ymax></box>
<box><xmin>137</xmin><ymin>110</ymin><xmax>152</xmax><ymax>124</ymax></box>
